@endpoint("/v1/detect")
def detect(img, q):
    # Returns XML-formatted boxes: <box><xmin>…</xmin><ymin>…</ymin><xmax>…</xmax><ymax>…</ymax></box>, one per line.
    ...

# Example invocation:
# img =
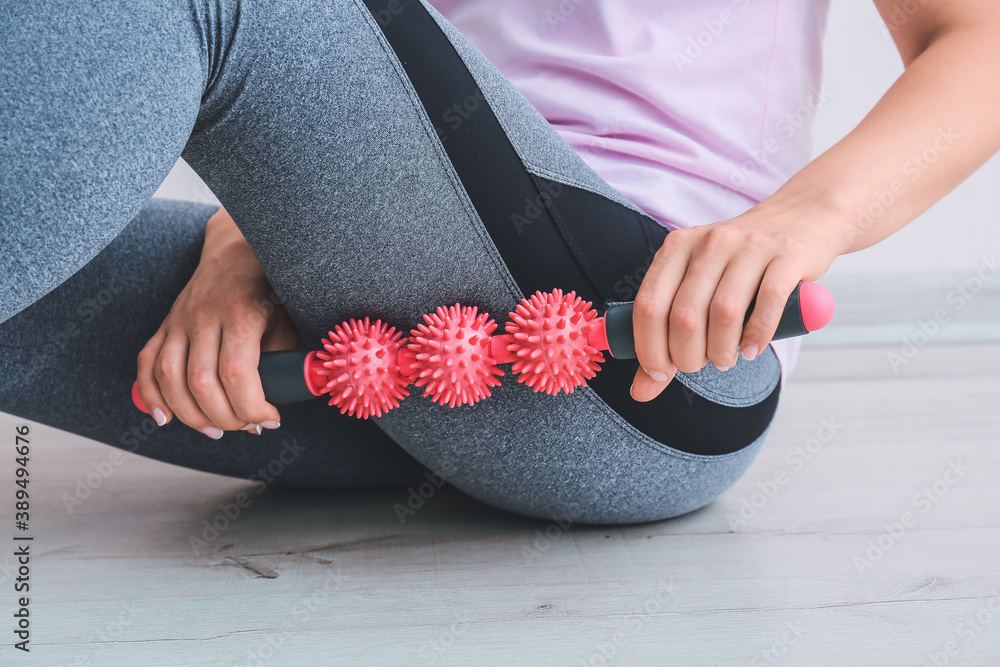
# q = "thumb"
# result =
<box><xmin>630</xmin><ymin>362</ymin><xmax>677</xmax><ymax>402</ymax></box>
<box><xmin>260</xmin><ymin>305</ymin><xmax>300</xmax><ymax>352</ymax></box>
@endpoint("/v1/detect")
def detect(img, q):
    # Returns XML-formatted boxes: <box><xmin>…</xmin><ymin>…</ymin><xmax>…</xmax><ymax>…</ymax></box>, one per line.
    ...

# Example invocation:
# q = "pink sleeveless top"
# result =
<box><xmin>428</xmin><ymin>0</ymin><xmax>832</xmax><ymax>390</ymax></box>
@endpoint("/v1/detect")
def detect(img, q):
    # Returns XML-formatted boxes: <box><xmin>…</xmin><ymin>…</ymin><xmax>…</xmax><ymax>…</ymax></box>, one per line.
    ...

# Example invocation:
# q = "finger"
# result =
<box><xmin>153</xmin><ymin>332</ymin><xmax>216</xmax><ymax>436</ymax></box>
<box><xmin>186</xmin><ymin>325</ymin><xmax>245</xmax><ymax>434</ymax></box>
<box><xmin>260</xmin><ymin>304</ymin><xmax>300</xmax><ymax>352</ymax></box>
<box><xmin>739</xmin><ymin>260</ymin><xmax>802</xmax><ymax>361</ymax></box>
<box><xmin>218</xmin><ymin>323</ymin><xmax>281</xmax><ymax>428</ymax></box>
<box><xmin>707</xmin><ymin>258</ymin><xmax>765</xmax><ymax>370</ymax></box>
<box><xmin>632</xmin><ymin>231</ymin><xmax>688</xmax><ymax>383</ymax></box>
<box><xmin>666</xmin><ymin>249</ymin><xmax>729</xmax><ymax>374</ymax></box>
<box><xmin>136</xmin><ymin>329</ymin><xmax>171</xmax><ymax>426</ymax></box>
<box><xmin>630</xmin><ymin>359</ymin><xmax>677</xmax><ymax>402</ymax></box>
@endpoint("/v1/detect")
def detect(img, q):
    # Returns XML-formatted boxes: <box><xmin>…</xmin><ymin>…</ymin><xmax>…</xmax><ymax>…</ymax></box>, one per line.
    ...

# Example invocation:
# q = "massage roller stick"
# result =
<box><xmin>132</xmin><ymin>281</ymin><xmax>834</xmax><ymax>419</ymax></box>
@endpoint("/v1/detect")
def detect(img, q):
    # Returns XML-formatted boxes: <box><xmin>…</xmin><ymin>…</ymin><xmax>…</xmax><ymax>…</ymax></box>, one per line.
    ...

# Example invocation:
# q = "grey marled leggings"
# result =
<box><xmin>0</xmin><ymin>0</ymin><xmax>783</xmax><ymax>523</ymax></box>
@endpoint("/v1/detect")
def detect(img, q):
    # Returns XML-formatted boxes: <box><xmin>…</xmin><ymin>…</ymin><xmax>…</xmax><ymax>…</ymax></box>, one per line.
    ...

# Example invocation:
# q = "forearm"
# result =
<box><xmin>137</xmin><ymin>203</ymin><xmax>297</xmax><ymax>434</ymax></box>
<box><xmin>202</xmin><ymin>206</ymin><xmax>264</xmax><ymax>270</ymax></box>
<box><xmin>761</xmin><ymin>21</ymin><xmax>1000</xmax><ymax>256</ymax></box>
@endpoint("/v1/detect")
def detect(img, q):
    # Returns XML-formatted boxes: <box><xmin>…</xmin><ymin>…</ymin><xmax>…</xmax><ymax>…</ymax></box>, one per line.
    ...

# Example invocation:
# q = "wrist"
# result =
<box><xmin>753</xmin><ymin>179</ymin><xmax>857</xmax><ymax>257</ymax></box>
<box><xmin>202</xmin><ymin>207</ymin><xmax>261</xmax><ymax>267</ymax></box>
<box><xmin>748</xmin><ymin>189</ymin><xmax>854</xmax><ymax>259</ymax></box>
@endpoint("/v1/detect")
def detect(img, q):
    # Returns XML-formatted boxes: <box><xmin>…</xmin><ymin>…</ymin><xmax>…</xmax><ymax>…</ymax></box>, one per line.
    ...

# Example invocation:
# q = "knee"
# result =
<box><xmin>442</xmin><ymin>428</ymin><xmax>769</xmax><ymax>526</ymax></box>
<box><xmin>379</xmin><ymin>381</ymin><xmax>774</xmax><ymax>525</ymax></box>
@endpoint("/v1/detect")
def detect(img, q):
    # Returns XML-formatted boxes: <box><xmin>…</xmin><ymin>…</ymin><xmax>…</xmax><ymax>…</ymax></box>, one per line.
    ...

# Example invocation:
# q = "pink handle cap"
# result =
<box><xmin>131</xmin><ymin>381</ymin><xmax>149</xmax><ymax>414</ymax></box>
<box><xmin>799</xmin><ymin>281</ymin><xmax>836</xmax><ymax>332</ymax></box>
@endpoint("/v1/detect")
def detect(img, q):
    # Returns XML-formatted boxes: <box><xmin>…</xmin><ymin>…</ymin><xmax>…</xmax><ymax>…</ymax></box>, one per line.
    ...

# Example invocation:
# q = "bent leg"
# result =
<box><xmin>1</xmin><ymin>0</ymin><xmax>429</xmax><ymax>488</ymax></box>
<box><xmin>177</xmin><ymin>0</ymin><xmax>782</xmax><ymax>523</ymax></box>
<box><xmin>0</xmin><ymin>198</ymin><xmax>428</xmax><ymax>489</ymax></box>
<box><xmin>3</xmin><ymin>0</ymin><xmax>782</xmax><ymax>522</ymax></box>
<box><xmin>0</xmin><ymin>0</ymin><xmax>205</xmax><ymax>323</ymax></box>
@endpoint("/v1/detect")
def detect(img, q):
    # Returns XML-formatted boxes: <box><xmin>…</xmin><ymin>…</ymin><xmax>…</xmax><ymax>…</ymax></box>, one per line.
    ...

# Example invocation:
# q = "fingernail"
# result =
<box><xmin>260</xmin><ymin>420</ymin><xmax>281</xmax><ymax>430</ymax></box>
<box><xmin>712</xmin><ymin>363</ymin><xmax>730</xmax><ymax>372</ymax></box>
<box><xmin>241</xmin><ymin>423</ymin><xmax>262</xmax><ymax>435</ymax></box>
<box><xmin>741</xmin><ymin>343</ymin><xmax>759</xmax><ymax>361</ymax></box>
<box><xmin>201</xmin><ymin>426</ymin><xmax>224</xmax><ymax>440</ymax></box>
<box><xmin>151</xmin><ymin>406</ymin><xmax>168</xmax><ymax>427</ymax></box>
<box><xmin>648</xmin><ymin>370</ymin><xmax>669</xmax><ymax>382</ymax></box>
<box><xmin>629</xmin><ymin>382</ymin><xmax>636</xmax><ymax>400</ymax></box>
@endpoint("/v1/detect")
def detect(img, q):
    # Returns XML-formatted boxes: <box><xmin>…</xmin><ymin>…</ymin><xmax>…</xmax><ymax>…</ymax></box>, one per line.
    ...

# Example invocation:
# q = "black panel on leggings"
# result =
<box><xmin>360</xmin><ymin>0</ymin><xmax>779</xmax><ymax>455</ymax></box>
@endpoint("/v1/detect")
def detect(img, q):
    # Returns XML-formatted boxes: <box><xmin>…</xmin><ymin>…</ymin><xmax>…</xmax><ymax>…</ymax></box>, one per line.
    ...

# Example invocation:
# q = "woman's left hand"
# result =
<box><xmin>629</xmin><ymin>197</ymin><xmax>845</xmax><ymax>402</ymax></box>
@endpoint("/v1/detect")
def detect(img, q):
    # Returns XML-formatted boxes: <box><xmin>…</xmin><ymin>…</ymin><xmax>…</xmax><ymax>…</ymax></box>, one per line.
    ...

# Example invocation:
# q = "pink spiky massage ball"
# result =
<box><xmin>406</xmin><ymin>304</ymin><xmax>504</xmax><ymax>408</ymax></box>
<box><xmin>313</xmin><ymin>317</ymin><xmax>411</xmax><ymax>419</ymax></box>
<box><xmin>490</xmin><ymin>289</ymin><xmax>606</xmax><ymax>395</ymax></box>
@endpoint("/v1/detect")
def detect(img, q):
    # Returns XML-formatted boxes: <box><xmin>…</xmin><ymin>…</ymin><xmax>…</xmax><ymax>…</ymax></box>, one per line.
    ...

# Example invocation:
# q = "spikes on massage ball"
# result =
<box><xmin>313</xmin><ymin>317</ymin><xmax>411</xmax><ymax>420</ymax></box>
<box><xmin>406</xmin><ymin>303</ymin><xmax>504</xmax><ymax>408</ymax></box>
<box><xmin>503</xmin><ymin>289</ymin><xmax>605</xmax><ymax>396</ymax></box>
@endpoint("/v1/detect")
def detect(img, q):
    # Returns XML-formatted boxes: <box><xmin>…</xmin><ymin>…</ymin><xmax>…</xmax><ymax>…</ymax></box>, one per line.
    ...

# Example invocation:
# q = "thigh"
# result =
<box><xmin>0</xmin><ymin>198</ymin><xmax>428</xmax><ymax>489</ymax></box>
<box><xmin>217</xmin><ymin>0</ymin><xmax>777</xmax><ymax>524</ymax></box>
<box><xmin>365</xmin><ymin>0</ymin><xmax>783</xmax><ymax>458</ymax></box>
<box><xmin>0</xmin><ymin>0</ymin><xmax>205</xmax><ymax>323</ymax></box>
<box><xmin>174</xmin><ymin>0</ymin><xmax>780</xmax><ymax>451</ymax></box>
<box><xmin>2</xmin><ymin>0</ymin><xmax>779</xmax><ymax>521</ymax></box>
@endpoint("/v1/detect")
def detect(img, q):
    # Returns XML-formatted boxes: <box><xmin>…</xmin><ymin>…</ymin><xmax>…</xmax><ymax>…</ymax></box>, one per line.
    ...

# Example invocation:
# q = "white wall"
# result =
<box><xmin>156</xmin><ymin>1</ymin><xmax>1000</xmax><ymax>276</ymax></box>
<box><xmin>813</xmin><ymin>2</ymin><xmax>1000</xmax><ymax>276</ymax></box>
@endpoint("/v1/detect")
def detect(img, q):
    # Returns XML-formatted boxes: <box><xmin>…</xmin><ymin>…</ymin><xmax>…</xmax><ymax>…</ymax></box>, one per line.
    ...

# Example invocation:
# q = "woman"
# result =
<box><xmin>1</xmin><ymin>0</ymin><xmax>997</xmax><ymax>523</ymax></box>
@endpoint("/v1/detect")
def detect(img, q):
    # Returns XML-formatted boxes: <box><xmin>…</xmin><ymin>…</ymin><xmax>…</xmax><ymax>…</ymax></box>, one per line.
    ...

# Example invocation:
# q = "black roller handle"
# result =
<box><xmin>191</xmin><ymin>280</ymin><xmax>830</xmax><ymax>407</ymax></box>
<box><xmin>603</xmin><ymin>279</ymin><xmax>809</xmax><ymax>360</ymax></box>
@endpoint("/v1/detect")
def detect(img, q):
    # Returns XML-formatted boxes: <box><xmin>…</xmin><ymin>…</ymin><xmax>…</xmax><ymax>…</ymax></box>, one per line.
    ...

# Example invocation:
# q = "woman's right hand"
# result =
<box><xmin>630</xmin><ymin>196</ymin><xmax>844</xmax><ymax>403</ymax></box>
<box><xmin>133</xmin><ymin>207</ymin><xmax>300</xmax><ymax>438</ymax></box>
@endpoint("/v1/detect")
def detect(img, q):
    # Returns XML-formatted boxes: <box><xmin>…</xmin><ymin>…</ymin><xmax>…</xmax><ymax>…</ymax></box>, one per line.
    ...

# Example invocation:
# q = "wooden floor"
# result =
<box><xmin>2</xmin><ymin>342</ymin><xmax>998</xmax><ymax>666</ymax></box>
